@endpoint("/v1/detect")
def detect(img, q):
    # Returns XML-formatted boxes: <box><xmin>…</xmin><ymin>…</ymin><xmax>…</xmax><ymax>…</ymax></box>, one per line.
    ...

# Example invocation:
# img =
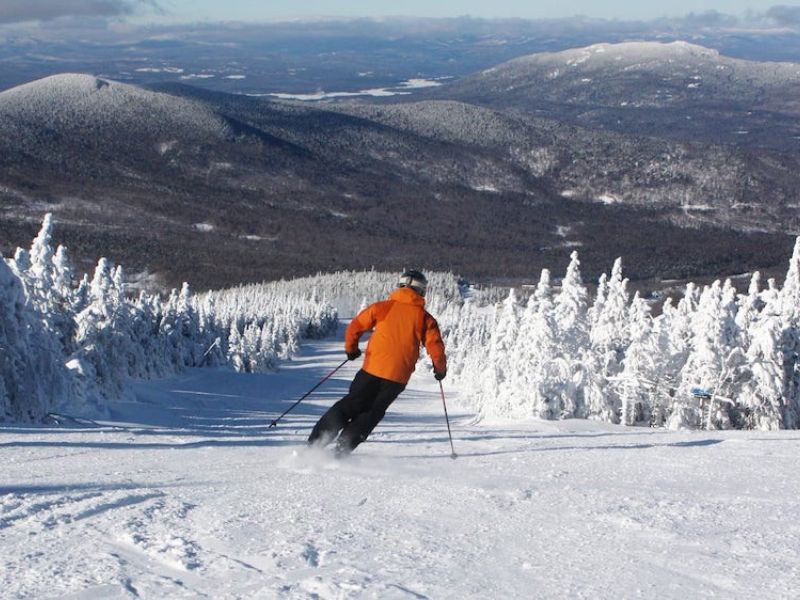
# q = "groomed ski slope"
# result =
<box><xmin>2</xmin><ymin>331</ymin><xmax>800</xmax><ymax>599</ymax></box>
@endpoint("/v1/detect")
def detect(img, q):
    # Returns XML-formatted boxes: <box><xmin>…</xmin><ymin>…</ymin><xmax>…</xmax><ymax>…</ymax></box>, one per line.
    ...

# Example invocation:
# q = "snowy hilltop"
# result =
<box><xmin>0</xmin><ymin>74</ymin><xmax>231</xmax><ymax>145</ymax></box>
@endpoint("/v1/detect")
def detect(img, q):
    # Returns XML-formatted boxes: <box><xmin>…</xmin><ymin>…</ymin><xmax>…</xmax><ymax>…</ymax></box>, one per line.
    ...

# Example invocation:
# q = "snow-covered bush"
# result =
<box><xmin>2</xmin><ymin>215</ymin><xmax>480</xmax><ymax>422</ymax></box>
<box><xmin>1</xmin><ymin>214</ymin><xmax>341</xmax><ymax>421</ymax></box>
<box><xmin>445</xmin><ymin>241</ymin><xmax>800</xmax><ymax>431</ymax></box>
<box><xmin>7</xmin><ymin>213</ymin><xmax>800</xmax><ymax>432</ymax></box>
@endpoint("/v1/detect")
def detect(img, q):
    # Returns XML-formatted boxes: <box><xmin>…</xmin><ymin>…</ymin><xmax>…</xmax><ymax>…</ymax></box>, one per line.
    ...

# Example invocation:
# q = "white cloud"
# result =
<box><xmin>765</xmin><ymin>5</ymin><xmax>800</xmax><ymax>27</ymax></box>
<box><xmin>0</xmin><ymin>0</ymin><xmax>161</xmax><ymax>24</ymax></box>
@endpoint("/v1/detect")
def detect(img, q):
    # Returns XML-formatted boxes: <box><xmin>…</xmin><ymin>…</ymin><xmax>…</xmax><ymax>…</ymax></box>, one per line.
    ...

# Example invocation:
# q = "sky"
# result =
<box><xmin>0</xmin><ymin>0</ymin><xmax>798</xmax><ymax>25</ymax></box>
<box><xmin>153</xmin><ymin>1</ymin><xmax>791</xmax><ymax>22</ymax></box>
<box><xmin>146</xmin><ymin>1</ymin><xmax>784</xmax><ymax>22</ymax></box>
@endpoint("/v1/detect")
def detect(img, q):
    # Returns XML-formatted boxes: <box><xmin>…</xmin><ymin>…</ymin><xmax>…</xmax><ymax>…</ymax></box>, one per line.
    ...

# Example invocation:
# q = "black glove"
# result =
<box><xmin>434</xmin><ymin>370</ymin><xmax>447</xmax><ymax>381</ymax></box>
<box><xmin>347</xmin><ymin>349</ymin><xmax>362</xmax><ymax>361</ymax></box>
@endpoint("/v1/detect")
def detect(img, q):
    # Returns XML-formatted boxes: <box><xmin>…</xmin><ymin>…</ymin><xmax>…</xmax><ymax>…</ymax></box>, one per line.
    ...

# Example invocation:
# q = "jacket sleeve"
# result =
<box><xmin>423</xmin><ymin>313</ymin><xmax>447</xmax><ymax>374</ymax></box>
<box><xmin>345</xmin><ymin>303</ymin><xmax>378</xmax><ymax>354</ymax></box>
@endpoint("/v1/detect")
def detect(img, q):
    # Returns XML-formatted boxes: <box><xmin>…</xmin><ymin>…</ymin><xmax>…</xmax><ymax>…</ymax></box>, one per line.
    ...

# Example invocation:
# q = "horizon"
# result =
<box><xmin>130</xmin><ymin>2</ymin><xmax>792</xmax><ymax>24</ymax></box>
<box><xmin>1</xmin><ymin>2</ymin><xmax>799</xmax><ymax>29</ymax></box>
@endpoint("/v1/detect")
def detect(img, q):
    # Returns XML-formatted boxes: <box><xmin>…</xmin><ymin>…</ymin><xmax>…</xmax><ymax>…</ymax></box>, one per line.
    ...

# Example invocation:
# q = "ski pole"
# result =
<box><xmin>269</xmin><ymin>359</ymin><xmax>349</xmax><ymax>428</ymax></box>
<box><xmin>439</xmin><ymin>380</ymin><xmax>457</xmax><ymax>459</ymax></box>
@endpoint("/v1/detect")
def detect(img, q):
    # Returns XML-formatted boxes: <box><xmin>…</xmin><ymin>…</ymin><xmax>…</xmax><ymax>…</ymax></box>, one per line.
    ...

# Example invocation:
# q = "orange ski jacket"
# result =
<box><xmin>345</xmin><ymin>287</ymin><xmax>447</xmax><ymax>384</ymax></box>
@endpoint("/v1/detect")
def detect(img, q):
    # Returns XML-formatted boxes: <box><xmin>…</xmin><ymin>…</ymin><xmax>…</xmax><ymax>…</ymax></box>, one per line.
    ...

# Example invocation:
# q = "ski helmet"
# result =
<box><xmin>398</xmin><ymin>269</ymin><xmax>428</xmax><ymax>297</ymax></box>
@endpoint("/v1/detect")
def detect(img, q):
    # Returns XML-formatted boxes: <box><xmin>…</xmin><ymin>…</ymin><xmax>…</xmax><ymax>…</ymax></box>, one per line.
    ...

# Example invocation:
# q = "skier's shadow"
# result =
<box><xmin>391</xmin><ymin>437</ymin><xmax>725</xmax><ymax>459</ymax></box>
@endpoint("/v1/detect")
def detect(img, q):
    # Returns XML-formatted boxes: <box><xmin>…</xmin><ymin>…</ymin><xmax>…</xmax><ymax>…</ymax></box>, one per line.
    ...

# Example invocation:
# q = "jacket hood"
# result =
<box><xmin>389</xmin><ymin>287</ymin><xmax>425</xmax><ymax>306</ymax></box>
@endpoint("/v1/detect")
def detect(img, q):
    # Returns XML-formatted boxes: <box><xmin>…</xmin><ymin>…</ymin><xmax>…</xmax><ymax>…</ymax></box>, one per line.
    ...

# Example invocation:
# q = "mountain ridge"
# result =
<box><xmin>0</xmin><ymin>47</ymin><xmax>797</xmax><ymax>289</ymax></box>
<box><xmin>425</xmin><ymin>41</ymin><xmax>800</xmax><ymax>153</ymax></box>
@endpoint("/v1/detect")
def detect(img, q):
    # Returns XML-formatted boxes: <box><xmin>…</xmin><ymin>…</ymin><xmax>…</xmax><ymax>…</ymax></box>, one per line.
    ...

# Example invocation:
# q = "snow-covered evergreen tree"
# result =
<box><xmin>737</xmin><ymin>301</ymin><xmax>786</xmax><ymax>430</ymax></box>
<box><xmin>586</xmin><ymin>259</ymin><xmax>631</xmax><ymax>420</ymax></box>
<box><xmin>618</xmin><ymin>293</ymin><xmax>658</xmax><ymax>426</ymax></box>
<box><xmin>671</xmin><ymin>281</ymin><xmax>745</xmax><ymax>430</ymax></box>
<box><xmin>0</xmin><ymin>258</ymin><xmax>74</xmax><ymax>421</ymax></box>
<box><xmin>503</xmin><ymin>270</ymin><xmax>557</xmax><ymax>417</ymax></box>
<box><xmin>735</xmin><ymin>272</ymin><xmax>762</xmax><ymax>351</ymax></box>
<box><xmin>489</xmin><ymin>289</ymin><xmax>520</xmax><ymax>386</ymax></box>
<box><xmin>590</xmin><ymin>258</ymin><xmax>630</xmax><ymax>370</ymax></box>
<box><xmin>554</xmin><ymin>251</ymin><xmax>589</xmax><ymax>354</ymax></box>
<box><xmin>778</xmin><ymin>239</ymin><xmax>800</xmax><ymax>428</ymax></box>
<box><xmin>72</xmin><ymin>258</ymin><xmax>133</xmax><ymax>402</ymax></box>
<box><xmin>6</xmin><ymin>213</ymin><xmax>800</xmax><ymax>431</ymax></box>
<box><xmin>28</xmin><ymin>213</ymin><xmax>56</xmax><ymax>306</ymax></box>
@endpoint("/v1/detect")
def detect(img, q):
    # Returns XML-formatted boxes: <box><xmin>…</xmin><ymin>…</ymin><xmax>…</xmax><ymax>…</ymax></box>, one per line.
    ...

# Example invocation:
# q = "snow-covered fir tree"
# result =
<box><xmin>0</xmin><ymin>215</ymin><xmax>343</xmax><ymax>421</ymax></box>
<box><xmin>777</xmin><ymin>238</ymin><xmax>800</xmax><ymax>428</ymax></box>
<box><xmin>6</xmin><ymin>213</ymin><xmax>800</xmax><ymax>431</ymax></box>
<box><xmin>0</xmin><ymin>257</ymin><xmax>75</xmax><ymax>421</ymax></box>
<box><xmin>554</xmin><ymin>251</ymin><xmax>590</xmax><ymax>355</ymax></box>
<box><xmin>448</xmin><ymin>241</ymin><xmax>800</xmax><ymax>431</ymax></box>
<box><xmin>618</xmin><ymin>293</ymin><xmax>658</xmax><ymax>426</ymax></box>
<box><xmin>737</xmin><ymin>300</ymin><xmax>786</xmax><ymax>430</ymax></box>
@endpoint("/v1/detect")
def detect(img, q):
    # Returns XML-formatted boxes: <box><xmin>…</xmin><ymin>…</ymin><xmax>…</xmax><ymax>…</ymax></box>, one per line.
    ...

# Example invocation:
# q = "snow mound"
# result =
<box><xmin>0</xmin><ymin>73</ymin><xmax>231</xmax><ymax>142</ymax></box>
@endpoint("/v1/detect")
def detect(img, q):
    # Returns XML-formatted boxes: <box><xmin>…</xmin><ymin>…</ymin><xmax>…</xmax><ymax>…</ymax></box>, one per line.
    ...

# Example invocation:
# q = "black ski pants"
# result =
<box><xmin>308</xmin><ymin>369</ymin><xmax>405</xmax><ymax>453</ymax></box>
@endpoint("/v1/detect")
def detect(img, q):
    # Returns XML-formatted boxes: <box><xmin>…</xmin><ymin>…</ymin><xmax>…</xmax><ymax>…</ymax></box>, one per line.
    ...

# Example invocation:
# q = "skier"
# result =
<box><xmin>308</xmin><ymin>269</ymin><xmax>447</xmax><ymax>455</ymax></box>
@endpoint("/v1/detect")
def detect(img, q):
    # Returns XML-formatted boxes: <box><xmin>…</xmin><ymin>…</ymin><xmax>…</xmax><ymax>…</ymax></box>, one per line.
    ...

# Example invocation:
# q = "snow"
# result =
<box><xmin>157</xmin><ymin>140</ymin><xmax>178</xmax><ymax>155</ymax></box>
<box><xmin>682</xmin><ymin>203</ymin><xmax>715</xmax><ymax>211</ymax></box>
<box><xmin>266</xmin><ymin>88</ymin><xmax>411</xmax><ymax>101</ymax></box>
<box><xmin>6</xmin><ymin>219</ymin><xmax>800</xmax><ymax>595</ymax></box>
<box><xmin>597</xmin><ymin>193</ymin><xmax>622</xmax><ymax>204</ymax></box>
<box><xmin>266</xmin><ymin>90</ymin><xmax>380</xmax><ymax>100</ymax></box>
<box><xmin>497</xmin><ymin>40</ymin><xmax>800</xmax><ymax>95</ymax></box>
<box><xmin>398</xmin><ymin>78</ymin><xmax>442</xmax><ymax>89</ymax></box>
<box><xmin>2</xmin><ymin>332</ymin><xmax>799</xmax><ymax>598</ymax></box>
<box><xmin>123</xmin><ymin>269</ymin><xmax>164</xmax><ymax>293</ymax></box>
<box><xmin>135</xmin><ymin>67</ymin><xmax>185</xmax><ymax>74</ymax></box>
<box><xmin>264</xmin><ymin>78</ymin><xmax>444</xmax><ymax>101</ymax></box>
<box><xmin>551</xmin><ymin>41</ymin><xmax>720</xmax><ymax>69</ymax></box>
<box><xmin>558</xmin><ymin>42</ymin><xmax>698</xmax><ymax>69</ymax></box>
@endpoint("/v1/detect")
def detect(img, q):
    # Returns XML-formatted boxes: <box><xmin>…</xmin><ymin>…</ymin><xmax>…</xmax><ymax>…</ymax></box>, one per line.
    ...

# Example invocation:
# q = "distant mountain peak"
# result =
<box><xmin>0</xmin><ymin>73</ymin><xmax>230</xmax><ymax>141</ymax></box>
<box><xmin>0</xmin><ymin>73</ymin><xmax>113</xmax><ymax>99</ymax></box>
<box><xmin>504</xmin><ymin>40</ymin><xmax>724</xmax><ymax>70</ymax></box>
<box><xmin>580</xmin><ymin>40</ymin><xmax>719</xmax><ymax>56</ymax></box>
<box><xmin>464</xmin><ymin>39</ymin><xmax>800</xmax><ymax>107</ymax></box>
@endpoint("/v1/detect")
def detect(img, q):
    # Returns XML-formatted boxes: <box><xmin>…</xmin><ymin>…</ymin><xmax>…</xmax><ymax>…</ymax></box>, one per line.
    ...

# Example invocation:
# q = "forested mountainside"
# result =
<box><xmin>2</xmin><ymin>43</ymin><xmax>800</xmax><ymax>289</ymax></box>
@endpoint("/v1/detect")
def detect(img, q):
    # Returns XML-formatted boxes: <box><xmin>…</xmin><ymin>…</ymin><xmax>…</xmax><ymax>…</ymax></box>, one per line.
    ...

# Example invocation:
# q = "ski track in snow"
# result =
<box><xmin>2</xmin><ymin>334</ymin><xmax>800</xmax><ymax>599</ymax></box>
